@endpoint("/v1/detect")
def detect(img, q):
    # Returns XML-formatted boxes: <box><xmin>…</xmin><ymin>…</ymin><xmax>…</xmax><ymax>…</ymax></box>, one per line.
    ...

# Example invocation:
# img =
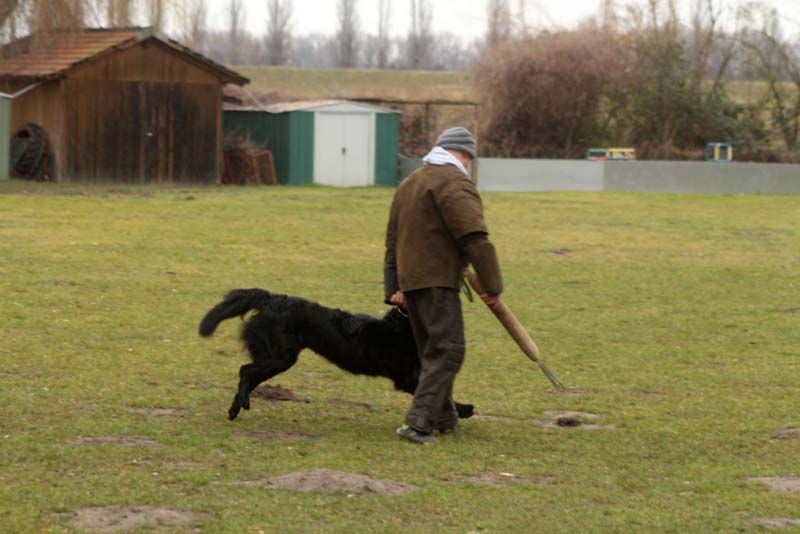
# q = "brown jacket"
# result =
<box><xmin>384</xmin><ymin>163</ymin><xmax>502</xmax><ymax>301</ymax></box>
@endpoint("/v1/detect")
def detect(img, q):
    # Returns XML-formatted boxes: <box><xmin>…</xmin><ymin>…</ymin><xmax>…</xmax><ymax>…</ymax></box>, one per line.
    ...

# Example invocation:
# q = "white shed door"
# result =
<box><xmin>314</xmin><ymin>112</ymin><xmax>372</xmax><ymax>187</ymax></box>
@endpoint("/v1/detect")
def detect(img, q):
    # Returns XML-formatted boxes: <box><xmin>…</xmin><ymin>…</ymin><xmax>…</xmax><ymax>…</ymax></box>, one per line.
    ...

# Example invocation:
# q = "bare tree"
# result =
<box><xmin>182</xmin><ymin>0</ymin><xmax>207</xmax><ymax>47</ymax></box>
<box><xmin>228</xmin><ymin>0</ymin><xmax>243</xmax><ymax>39</ymax></box>
<box><xmin>515</xmin><ymin>0</ymin><xmax>529</xmax><ymax>35</ymax></box>
<box><xmin>0</xmin><ymin>0</ymin><xmax>17</xmax><ymax>25</ymax></box>
<box><xmin>600</xmin><ymin>0</ymin><xmax>617</xmax><ymax>29</ymax></box>
<box><xmin>376</xmin><ymin>0</ymin><xmax>390</xmax><ymax>68</ymax></box>
<box><xmin>292</xmin><ymin>32</ymin><xmax>337</xmax><ymax>68</ymax></box>
<box><xmin>739</xmin><ymin>3</ymin><xmax>800</xmax><ymax>150</ymax></box>
<box><xmin>106</xmin><ymin>0</ymin><xmax>134</xmax><ymax>27</ymax></box>
<box><xmin>0</xmin><ymin>0</ymin><xmax>20</xmax><ymax>43</ymax></box>
<box><xmin>227</xmin><ymin>0</ymin><xmax>245</xmax><ymax>63</ymax></box>
<box><xmin>1</xmin><ymin>0</ymin><xmax>89</xmax><ymax>45</ymax></box>
<box><xmin>407</xmin><ymin>0</ymin><xmax>432</xmax><ymax>69</ymax></box>
<box><xmin>687</xmin><ymin>0</ymin><xmax>738</xmax><ymax>95</ymax></box>
<box><xmin>265</xmin><ymin>0</ymin><xmax>292</xmax><ymax>65</ymax></box>
<box><xmin>335</xmin><ymin>0</ymin><xmax>358</xmax><ymax>67</ymax></box>
<box><xmin>430</xmin><ymin>32</ymin><xmax>477</xmax><ymax>70</ymax></box>
<box><xmin>29</xmin><ymin>0</ymin><xmax>84</xmax><ymax>35</ymax></box>
<box><xmin>486</xmin><ymin>0</ymin><xmax>512</xmax><ymax>48</ymax></box>
<box><xmin>148</xmin><ymin>0</ymin><xmax>166</xmax><ymax>32</ymax></box>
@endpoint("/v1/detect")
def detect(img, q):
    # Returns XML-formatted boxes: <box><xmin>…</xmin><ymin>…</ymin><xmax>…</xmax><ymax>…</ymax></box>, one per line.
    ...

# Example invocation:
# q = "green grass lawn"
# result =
<box><xmin>1</xmin><ymin>181</ymin><xmax>799</xmax><ymax>532</ymax></box>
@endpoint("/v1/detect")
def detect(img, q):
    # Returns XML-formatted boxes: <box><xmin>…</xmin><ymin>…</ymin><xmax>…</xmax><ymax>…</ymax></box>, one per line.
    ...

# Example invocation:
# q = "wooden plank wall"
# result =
<box><xmin>11</xmin><ymin>40</ymin><xmax>226</xmax><ymax>183</ymax></box>
<box><xmin>68</xmin><ymin>40</ymin><xmax>221</xmax><ymax>85</ymax></box>
<box><xmin>64</xmin><ymin>78</ymin><xmax>218</xmax><ymax>183</ymax></box>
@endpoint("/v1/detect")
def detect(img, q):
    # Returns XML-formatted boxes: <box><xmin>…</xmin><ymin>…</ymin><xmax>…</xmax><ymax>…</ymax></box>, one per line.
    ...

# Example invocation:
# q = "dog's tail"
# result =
<box><xmin>199</xmin><ymin>289</ymin><xmax>273</xmax><ymax>337</ymax></box>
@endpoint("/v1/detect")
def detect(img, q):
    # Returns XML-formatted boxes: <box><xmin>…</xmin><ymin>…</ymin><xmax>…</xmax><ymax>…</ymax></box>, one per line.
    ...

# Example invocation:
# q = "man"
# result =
<box><xmin>384</xmin><ymin>126</ymin><xmax>503</xmax><ymax>444</ymax></box>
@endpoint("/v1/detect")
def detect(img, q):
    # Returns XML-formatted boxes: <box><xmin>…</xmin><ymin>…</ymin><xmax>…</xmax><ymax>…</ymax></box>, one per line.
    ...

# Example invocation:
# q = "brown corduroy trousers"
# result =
<box><xmin>403</xmin><ymin>287</ymin><xmax>465</xmax><ymax>434</ymax></box>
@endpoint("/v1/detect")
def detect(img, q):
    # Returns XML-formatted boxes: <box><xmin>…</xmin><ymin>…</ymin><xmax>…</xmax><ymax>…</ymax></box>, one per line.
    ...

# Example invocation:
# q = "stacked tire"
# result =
<box><xmin>11</xmin><ymin>123</ymin><xmax>53</xmax><ymax>181</ymax></box>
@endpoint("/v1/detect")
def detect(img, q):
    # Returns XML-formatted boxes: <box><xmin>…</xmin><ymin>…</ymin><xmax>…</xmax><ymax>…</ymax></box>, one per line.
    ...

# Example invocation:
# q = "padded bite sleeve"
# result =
<box><xmin>384</xmin><ymin>197</ymin><xmax>400</xmax><ymax>304</ymax></box>
<box><xmin>461</xmin><ymin>232</ymin><xmax>503</xmax><ymax>297</ymax></box>
<box><xmin>384</xmin><ymin>247</ymin><xmax>400</xmax><ymax>304</ymax></box>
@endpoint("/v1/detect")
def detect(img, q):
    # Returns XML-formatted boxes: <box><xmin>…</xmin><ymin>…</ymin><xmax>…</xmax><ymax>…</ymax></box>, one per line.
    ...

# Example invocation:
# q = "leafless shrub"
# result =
<box><xmin>476</xmin><ymin>29</ymin><xmax>625</xmax><ymax>158</ymax></box>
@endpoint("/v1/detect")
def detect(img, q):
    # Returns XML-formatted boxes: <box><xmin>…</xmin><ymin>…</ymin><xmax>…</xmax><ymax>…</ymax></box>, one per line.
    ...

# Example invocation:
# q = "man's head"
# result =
<box><xmin>435</xmin><ymin>127</ymin><xmax>476</xmax><ymax>167</ymax></box>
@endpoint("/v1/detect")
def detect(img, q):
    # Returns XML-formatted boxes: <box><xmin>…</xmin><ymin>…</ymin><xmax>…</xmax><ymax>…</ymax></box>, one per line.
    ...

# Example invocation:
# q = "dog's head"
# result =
<box><xmin>381</xmin><ymin>307</ymin><xmax>412</xmax><ymax>334</ymax></box>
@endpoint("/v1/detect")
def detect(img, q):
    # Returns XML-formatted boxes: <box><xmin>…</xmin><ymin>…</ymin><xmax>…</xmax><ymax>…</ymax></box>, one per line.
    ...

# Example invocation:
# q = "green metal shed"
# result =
<box><xmin>223</xmin><ymin>99</ymin><xmax>400</xmax><ymax>186</ymax></box>
<box><xmin>0</xmin><ymin>93</ymin><xmax>10</xmax><ymax>179</ymax></box>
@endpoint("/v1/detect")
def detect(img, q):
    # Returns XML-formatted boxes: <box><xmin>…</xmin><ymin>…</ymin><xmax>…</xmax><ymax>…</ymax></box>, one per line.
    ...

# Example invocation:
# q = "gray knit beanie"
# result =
<box><xmin>435</xmin><ymin>127</ymin><xmax>476</xmax><ymax>159</ymax></box>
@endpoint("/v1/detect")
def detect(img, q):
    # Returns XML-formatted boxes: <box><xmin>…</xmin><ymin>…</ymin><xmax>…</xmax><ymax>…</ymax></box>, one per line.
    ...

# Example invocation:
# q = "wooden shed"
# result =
<box><xmin>0</xmin><ymin>28</ymin><xmax>248</xmax><ymax>183</ymax></box>
<box><xmin>0</xmin><ymin>92</ymin><xmax>9</xmax><ymax>179</ymax></box>
<box><xmin>224</xmin><ymin>100</ymin><xmax>400</xmax><ymax>186</ymax></box>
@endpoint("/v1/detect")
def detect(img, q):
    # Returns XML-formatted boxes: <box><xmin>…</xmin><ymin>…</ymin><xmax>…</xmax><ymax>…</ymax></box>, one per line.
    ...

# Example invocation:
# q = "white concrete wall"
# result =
<box><xmin>470</xmin><ymin>159</ymin><xmax>800</xmax><ymax>195</ymax></box>
<box><xmin>603</xmin><ymin>161</ymin><xmax>800</xmax><ymax>194</ymax></box>
<box><xmin>477</xmin><ymin>158</ymin><xmax>604</xmax><ymax>192</ymax></box>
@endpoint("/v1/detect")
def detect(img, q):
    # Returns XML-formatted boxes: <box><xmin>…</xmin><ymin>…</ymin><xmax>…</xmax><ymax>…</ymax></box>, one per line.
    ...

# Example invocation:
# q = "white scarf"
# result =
<box><xmin>422</xmin><ymin>146</ymin><xmax>469</xmax><ymax>176</ymax></box>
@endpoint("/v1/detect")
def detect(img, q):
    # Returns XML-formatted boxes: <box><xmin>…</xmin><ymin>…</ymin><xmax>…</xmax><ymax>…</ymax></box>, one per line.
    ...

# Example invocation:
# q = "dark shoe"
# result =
<box><xmin>434</xmin><ymin>421</ymin><xmax>457</xmax><ymax>434</ymax></box>
<box><xmin>396</xmin><ymin>425</ymin><xmax>436</xmax><ymax>444</ymax></box>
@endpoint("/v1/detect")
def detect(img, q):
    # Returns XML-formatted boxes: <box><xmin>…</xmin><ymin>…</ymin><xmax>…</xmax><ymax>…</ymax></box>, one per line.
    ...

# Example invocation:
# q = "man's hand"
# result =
<box><xmin>480</xmin><ymin>293</ymin><xmax>501</xmax><ymax>311</ymax></box>
<box><xmin>390</xmin><ymin>291</ymin><xmax>406</xmax><ymax>307</ymax></box>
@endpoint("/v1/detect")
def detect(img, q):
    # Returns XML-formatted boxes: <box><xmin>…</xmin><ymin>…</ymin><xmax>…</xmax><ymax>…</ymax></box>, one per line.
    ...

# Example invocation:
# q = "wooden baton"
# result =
<box><xmin>465</xmin><ymin>270</ymin><xmax>565</xmax><ymax>390</ymax></box>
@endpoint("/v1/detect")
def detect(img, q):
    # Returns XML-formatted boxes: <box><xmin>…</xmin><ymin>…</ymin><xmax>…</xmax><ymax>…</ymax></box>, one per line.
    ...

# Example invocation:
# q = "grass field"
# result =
<box><xmin>234</xmin><ymin>66</ymin><xmax>476</xmax><ymax>102</ymax></box>
<box><xmin>234</xmin><ymin>65</ymin><xmax>791</xmax><ymax>107</ymax></box>
<box><xmin>1</xmin><ymin>181</ymin><xmax>799</xmax><ymax>532</ymax></box>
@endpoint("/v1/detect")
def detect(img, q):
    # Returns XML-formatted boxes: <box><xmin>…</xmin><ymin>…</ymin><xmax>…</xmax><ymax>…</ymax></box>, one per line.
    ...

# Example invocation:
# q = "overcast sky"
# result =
<box><xmin>205</xmin><ymin>0</ymin><xmax>800</xmax><ymax>39</ymax></box>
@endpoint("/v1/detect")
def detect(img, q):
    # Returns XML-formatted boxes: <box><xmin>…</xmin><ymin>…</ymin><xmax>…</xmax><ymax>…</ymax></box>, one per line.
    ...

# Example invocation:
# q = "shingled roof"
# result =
<box><xmin>0</xmin><ymin>28</ymin><xmax>248</xmax><ymax>85</ymax></box>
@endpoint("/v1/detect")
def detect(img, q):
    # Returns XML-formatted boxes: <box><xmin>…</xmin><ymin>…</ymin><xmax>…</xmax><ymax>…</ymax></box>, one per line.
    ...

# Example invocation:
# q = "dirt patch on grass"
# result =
<box><xmin>252</xmin><ymin>384</ymin><xmax>309</xmax><ymax>403</ymax></box>
<box><xmin>554</xmin><ymin>387</ymin><xmax>595</xmax><ymax>396</ymax></box>
<box><xmin>235</xmin><ymin>469</ymin><xmax>418</xmax><ymax>495</ymax></box>
<box><xmin>749</xmin><ymin>518</ymin><xmax>800</xmax><ymax>528</ymax></box>
<box><xmin>43</xmin><ymin>280</ymin><xmax>81</xmax><ymax>287</ymax></box>
<box><xmin>545</xmin><ymin>248</ymin><xmax>574</xmax><ymax>255</ymax></box>
<box><xmin>70</xmin><ymin>437</ymin><xmax>160</xmax><ymax>447</ymax></box>
<box><xmin>69</xmin><ymin>505</ymin><xmax>203</xmax><ymax>532</ymax></box>
<box><xmin>234</xmin><ymin>431</ymin><xmax>317</xmax><ymax>442</ymax></box>
<box><xmin>540</xmin><ymin>410</ymin><xmax>617</xmax><ymax>429</ymax></box>
<box><xmin>555</xmin><ymin>416</ymin><xmax>583</xmax><ymax>427</ymax></box>
<box><xmin>533</xmin><ymin>420</ymin><xmax>618</xmax><ymax>430</ymax></box>
<box><xmin>628</xmin><ymin>388</ymin><xmax>667</xmax><ymax>396</ymax></box>
<box><xmin>770</xmin><ymin>428</ymin><xmax>800</xmax><ymax>439</ymax></box>
<box><xmin>326</xmin><ymin>398</ymin><xmax>374</xmax><ymax>411</ymax></box>
<box><xmin>545</xmin><ymin>410</ymin><xmax>598</xmax><ymax>421</ymax></box>
<box><xmin>750</xmin><ymin>477</ymin><xmax>800</xmax><ymax>493</ymax></box>
<box><xmin>102</xmin><ymin>188</ymin><xmax>156</xmax><ymax>198</ymax></box>
<box><xmin>188</xmin><ymin>382</ymin><xmax>216</xmax><ymax>390</ymax></box>
<box><xmin>475</xmin><ymin>411</ymin><xmax>617</xmax><ymax>430</ymax></box>
<box><xmin>463</xmin><ymin>472</ymin><xmax>556</xmax><ymax>487</ymax></box>
<box><xmin>130</xmin><ymin>459</ymin><xmax>200</xmax><ymax>469</ymax></box>
<box><xmin>127</xmin><ymin>407</ymin><xmax>186</xmax><ymax>416</ymax></box>
<box><xmin>16</xmin><ymin>187</ymin><xmax>157</xmax><ymax>198</ymax></box>
<box><xmin>779</xmin><ymin>307</ymin><xmax>800</xmax><ymax>314</ymax></box>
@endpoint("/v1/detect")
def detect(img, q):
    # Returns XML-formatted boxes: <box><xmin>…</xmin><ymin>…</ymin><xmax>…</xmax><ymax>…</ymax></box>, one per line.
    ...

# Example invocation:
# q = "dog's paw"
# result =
<box><xmin>456</xmin><ymin>403</ymin><xmax>475</xmax><ymax>419</ymax></box>
<box><xmin>242</xmin><ymin>397</ymin><xmax>251</xmax><ymax>411</ymax></box>
<box><xmin>228</xmin><ymin>402</ymin><xmax>241</xmax><ymax>421</ymax></box>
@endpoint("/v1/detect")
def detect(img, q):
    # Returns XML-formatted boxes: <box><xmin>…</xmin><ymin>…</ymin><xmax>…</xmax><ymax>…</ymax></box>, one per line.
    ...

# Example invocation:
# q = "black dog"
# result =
<box><xmin>199</xmin><ymin>288</ymin><xmax>474</xmax><ymax>421</ymax></box>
